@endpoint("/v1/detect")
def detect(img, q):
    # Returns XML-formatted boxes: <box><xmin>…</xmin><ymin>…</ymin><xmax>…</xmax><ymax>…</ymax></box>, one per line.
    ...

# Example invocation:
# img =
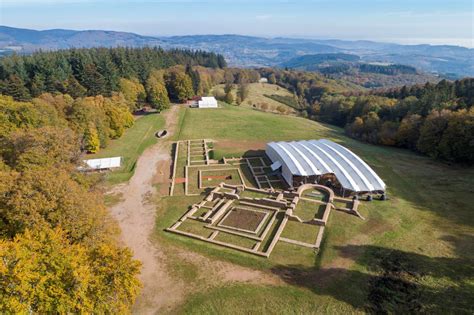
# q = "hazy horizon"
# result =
<box><xmin>1</xmin><ymin>25</ymin><xmax>473</xmax><ymax>49</ymax></box>
<box><xmin>1</xmin><ymin>0</ymin><xmax>472</xmax><ymax>48</ymax></box>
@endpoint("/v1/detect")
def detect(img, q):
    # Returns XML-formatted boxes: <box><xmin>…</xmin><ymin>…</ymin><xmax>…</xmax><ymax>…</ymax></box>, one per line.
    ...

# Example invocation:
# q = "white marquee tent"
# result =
<box><xmin>82</xmin><ymin>157</ymin><xmax>121</xmax><ymax>171</ymax></box>
<box><xmin>197</xmin><ymin>96</ymin><xmax>218</xmax><ymax>108</ymax></box>
<box><xmin>266</xmin><ymin>139</ymin><xmax>386</xmax><ymax>194</ymax></box>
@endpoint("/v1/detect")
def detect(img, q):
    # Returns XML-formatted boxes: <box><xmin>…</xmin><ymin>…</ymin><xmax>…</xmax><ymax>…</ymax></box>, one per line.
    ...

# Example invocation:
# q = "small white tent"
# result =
<box><xmin>198</xmin><ymin>97</ymin><xmax>218</xmax><ymax>108</ymax></box>
<box><xmin>82</xmin><ymin>157</ymin><xmax>121</xmax><ymax>171</ymax></box>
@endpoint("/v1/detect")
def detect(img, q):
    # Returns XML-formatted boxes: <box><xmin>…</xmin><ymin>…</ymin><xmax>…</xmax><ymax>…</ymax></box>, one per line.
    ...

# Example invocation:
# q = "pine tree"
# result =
<box><xmin>185</xmin><ymin>64</ymin><xmax>201</xmax><ymax>95</ymax></box>
<box><xmin>82</xmin><ymin>64</ymin><xmax>106</xmax><ymax>96</ymax></box>
<box><xmin>65</xmin><ymin>75</ymin><xmax>87</xmax><ymax>98</ymax></box>
<box><xmin>30</xmin><ymin>74</ymin><xmax>46</xmax><ymax>97</ymax></box>
<box><xmin>5</xmin><ymin>75</ymin><xmax>30</xmax><ymax>101</ymax></box>
<box><xmin>224</xmin><ymin>82</ymin><xmax>233</xmax><ymax>94</ymax></box>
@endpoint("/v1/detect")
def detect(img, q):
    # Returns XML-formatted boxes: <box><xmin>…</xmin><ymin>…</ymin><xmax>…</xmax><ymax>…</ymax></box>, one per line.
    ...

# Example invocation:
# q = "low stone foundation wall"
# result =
<box><xmin>166</xmin><ymin>181</ymin><xmax>362</xmax><ymax>258</ymax></box>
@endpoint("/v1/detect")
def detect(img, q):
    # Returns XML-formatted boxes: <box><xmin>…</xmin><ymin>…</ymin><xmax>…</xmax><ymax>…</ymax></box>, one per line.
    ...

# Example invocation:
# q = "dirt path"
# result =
<box><xmin>110</xmin><ymin>105</ymin><xmax>184</xmax><ymax>313</ymax></box>
<box><xmin>109</xmin><ymin>105</ymin><xmax>281</xmax><ymax>314</ymax></box>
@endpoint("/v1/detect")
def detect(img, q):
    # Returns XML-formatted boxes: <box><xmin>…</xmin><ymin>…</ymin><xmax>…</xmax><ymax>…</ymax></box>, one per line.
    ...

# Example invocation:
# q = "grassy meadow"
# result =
<box><xmin>152</xmin><ymin>102</ymin><xmax>474</xmax><ymax>314</ymax></box>
<box><xmin>89</xmin><ymin>112</ymin><xmax>165</xmax><ymax>184</ymax></box>
<box><xmin>178</xmin><ymin>103</ymin><xmax>341</xmax><ymax>159</ymax></box>
<box><xmin>212</xmin><ymin>83</ymin><xmax>298</xmax><ymax>114</ymax></box>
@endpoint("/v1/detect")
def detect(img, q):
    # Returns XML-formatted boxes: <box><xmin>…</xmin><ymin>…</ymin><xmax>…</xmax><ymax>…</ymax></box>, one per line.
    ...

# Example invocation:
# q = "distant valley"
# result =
<box><xmin>280</xmin><ymin>53</ymin><xmax>439</xmax><ymax>88</ymax></box>
<box><xmin>1</xmin><ymin>25</ymin><xmax>473</xmax><ymax>80</ymax></box>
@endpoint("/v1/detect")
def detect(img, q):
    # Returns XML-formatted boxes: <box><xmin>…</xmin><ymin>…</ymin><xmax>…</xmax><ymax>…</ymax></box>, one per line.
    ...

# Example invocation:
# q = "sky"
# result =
<box><xmin>1</xmin><ymin>0</ymin><xmax>473</xmax><ymax>47</ymax></box>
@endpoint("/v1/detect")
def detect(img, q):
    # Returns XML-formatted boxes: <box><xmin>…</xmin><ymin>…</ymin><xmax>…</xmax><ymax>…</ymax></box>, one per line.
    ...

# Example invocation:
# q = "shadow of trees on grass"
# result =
<box><xmin>271</xmin><ymin>244</ymin><xmax>474</xmax><ymax>314</ymax></box>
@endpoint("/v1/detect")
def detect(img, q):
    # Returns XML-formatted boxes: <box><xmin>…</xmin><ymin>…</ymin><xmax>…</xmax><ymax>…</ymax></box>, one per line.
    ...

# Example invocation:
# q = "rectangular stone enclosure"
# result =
<box><xmin>199</xmin><ymin>168</ymin><xmax>243</xmax><ymax>189</ymax></box>
<box><xmin>219</xmin><ymin>207</ymin><xmax>269</xmax><ymax>233</ymax></box>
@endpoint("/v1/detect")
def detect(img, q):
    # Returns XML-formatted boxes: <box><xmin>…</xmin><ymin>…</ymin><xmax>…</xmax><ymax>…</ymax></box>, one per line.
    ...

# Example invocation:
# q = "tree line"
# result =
<box><xmin>0</xmin><ymin>47</ymin><xmax>226</xmax><ymax>103</ymax></box>
<box><xmin>321</xmin><ymin>80</ymin><xmax>473</xmax><ymax>163</ymax></box>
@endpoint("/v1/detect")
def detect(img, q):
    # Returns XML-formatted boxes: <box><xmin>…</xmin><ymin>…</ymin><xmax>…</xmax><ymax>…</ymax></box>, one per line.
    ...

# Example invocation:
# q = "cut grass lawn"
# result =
<box><xmin>179</xmin><ymin>103</ymin><xmax>340</xmax><ymax>142</ymax></box>
<box><xmin>214</xmin><ymin>231</ymin><xmax>257</xmax><ymax>249</ymax></box>
<box><xmin>89</xmin><ymin>112</ymin><xmax>165</xmax><ymax>184</ymax></box>
<box><xmin>281</xmin><ymin>220</ymin><xmax>320</xmax><ymax>244</ymax></box>
<box><xmin>294</xmin><ymin>199</ymin><xmax>326</xmax><ymax>221</ymax></box>
<box><xmin>178</xmin><ymin>219</ymin><xmax>214</xmax><ymax>238</ymax></box>
<box><xmin>151</xmin><ymin>103</ymin><xmax>474</xmax><ymax>314</ymax></box>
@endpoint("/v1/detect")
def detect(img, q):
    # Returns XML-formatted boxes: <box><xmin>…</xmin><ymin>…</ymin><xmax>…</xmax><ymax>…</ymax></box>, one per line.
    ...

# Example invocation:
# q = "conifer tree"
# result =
<box><xmin>186</xmin><ymin>64</ymin><xmax>201</xmax><ymax>95</ymax></box>
<box><xmin>29</xmin><ymin>74</ymin><xmax>46</xmax><ymax>97</ymax></box>
<box><xmin>5</xmin><ymin>75</ymin><xmax>30</xmax><ymax>101</ymax></box>
<box><xmin>65</xmin><ymin>75</ymin><xmax>87</xmax><ymax>98</ymax></box>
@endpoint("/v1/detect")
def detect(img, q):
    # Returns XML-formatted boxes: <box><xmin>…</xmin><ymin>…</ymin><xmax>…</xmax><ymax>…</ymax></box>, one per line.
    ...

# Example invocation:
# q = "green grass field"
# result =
<box><xmin>152</xmin><ymin>102</ymin><xmax>474</xmax><ymax>314</ymax></box>
<box><xmin>89</xmin><ymin>112</ymin><xmax>165</xmax><ymax>184</ymax></box>
<box><xmin>179</xmin><ymin>103</ymin><xmax>339</xmax><ymax>142</ymax></box>
<box><xmin>178</xmin><ymin>103</ymin><xmax>342</xmax><ymax>160</ymax></box>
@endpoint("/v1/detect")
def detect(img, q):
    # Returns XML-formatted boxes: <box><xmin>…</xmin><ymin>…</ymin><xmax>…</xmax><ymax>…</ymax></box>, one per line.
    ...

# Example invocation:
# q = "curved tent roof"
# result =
<box><xmin>266</xmin><ymin>139</ymin><xmax>386</xmax><ymax>192</ymax></box>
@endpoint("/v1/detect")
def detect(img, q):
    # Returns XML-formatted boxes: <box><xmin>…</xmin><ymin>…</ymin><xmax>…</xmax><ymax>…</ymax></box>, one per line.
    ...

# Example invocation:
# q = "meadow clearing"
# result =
<box><xmin>212</xmin><ymin>83</ymin><xmax>298</xmax><ymax>114</ymax></box>
<box><xmin>103</xmin><ymin>102</ymin><xmax>473</xmax><ymax>313</ymax></box>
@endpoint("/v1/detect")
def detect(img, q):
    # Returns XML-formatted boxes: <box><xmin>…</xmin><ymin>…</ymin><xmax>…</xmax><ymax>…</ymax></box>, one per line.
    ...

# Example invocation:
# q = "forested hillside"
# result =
<box><xmin>0</xmin><ymin>47</ymin><xmax>232</xmax><ymax>313</ymax></box>
<box><xmin>280</xmin><ymin>54</ymin><xmax>438</xmax><ymax>88</ymax></box>
<box><xmin>260</xmin><ymin>68</ymin><xmax>474</xmax><ymax>164</ymax></box>
<box><xmin>259</xmin><ymin>68</ymin><xmax>362</xmax><ymax>109</ymax></box>
<box><xmin>0</xmin><ymin>47</ymin><xmax>225</xmax><ymax>101</ymax></box>
<box><xmin>0</xmin><ymin>48</ymin><xmax>236</xmax><ymax>153</ymax></box>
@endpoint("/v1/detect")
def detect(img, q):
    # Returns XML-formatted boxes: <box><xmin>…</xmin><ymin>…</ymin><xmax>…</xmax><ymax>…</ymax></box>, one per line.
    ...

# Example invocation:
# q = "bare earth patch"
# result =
<box><xmin>220</xmin><ymin>208</ymin><xmax>266</xmax><ymax>231</ymax></box>
<box><xmin>109</xmin><ymin>105</ymin><xmax>185</xmax><ymax>313</ymax></box>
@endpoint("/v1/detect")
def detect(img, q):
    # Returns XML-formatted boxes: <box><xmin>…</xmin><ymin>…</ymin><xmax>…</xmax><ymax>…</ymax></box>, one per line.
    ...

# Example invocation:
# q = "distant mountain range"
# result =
<box><xmin>1</xmin><ymin>25</ymin><xmax>473</xmax><ymax>77</ymax></box>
